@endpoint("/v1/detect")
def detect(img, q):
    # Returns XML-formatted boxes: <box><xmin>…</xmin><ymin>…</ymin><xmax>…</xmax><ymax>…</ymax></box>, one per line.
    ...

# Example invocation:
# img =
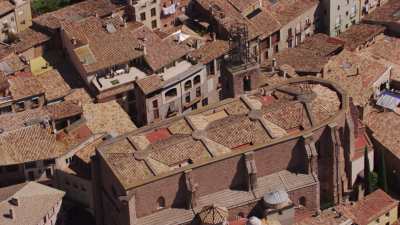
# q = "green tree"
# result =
<box><xmin>31</xmin><ymin>0</ymin><xmax>71</xmax><ymax>15</ymax></box>
<box><xmin>378</xmin><ymin>151</ymin><xmax>388</xmax><ymax>192</ymax></box>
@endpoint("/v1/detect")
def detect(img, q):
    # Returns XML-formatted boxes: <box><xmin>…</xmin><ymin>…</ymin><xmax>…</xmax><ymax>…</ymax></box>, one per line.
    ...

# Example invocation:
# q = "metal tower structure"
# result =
<box><xmin>228</xmin><ymin>23</ymin><xmax>250</xmax><ymax>66</ymax></box>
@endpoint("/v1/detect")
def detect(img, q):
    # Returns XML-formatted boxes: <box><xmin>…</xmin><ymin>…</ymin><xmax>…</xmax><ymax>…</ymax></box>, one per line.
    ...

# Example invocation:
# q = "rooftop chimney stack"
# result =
<box><xmin>9</xmin><ymin>208</ymin><xmax>15</xmax><ymax>220</ymax></box>
<box><xmin>9</xmin><ymin>197</ymin><xmax>19</xmax><ymax>206</ymax></box>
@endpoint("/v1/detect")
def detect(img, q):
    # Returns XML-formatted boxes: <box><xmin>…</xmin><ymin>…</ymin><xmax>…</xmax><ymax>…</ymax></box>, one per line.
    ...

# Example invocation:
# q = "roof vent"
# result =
<box><xmin>9</xmin><ymin>198</ymin><xmax>19</xmax><ymax>206</ymax></box>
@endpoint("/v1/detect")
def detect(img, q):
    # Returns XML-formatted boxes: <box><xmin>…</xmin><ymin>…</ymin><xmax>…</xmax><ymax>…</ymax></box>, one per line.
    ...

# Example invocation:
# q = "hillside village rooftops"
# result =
<box><xmin>98</xmin><ymin>77</ymin><xmax>345</xmax><ymax>189</ymax></box>
<box><xmin>14</xmin><ymin>28</ymin><xmax>51</xmax><ymax>54</ymax></box>
<box><xmin>337</xmin><ymin>24</ymin><xmax>385</xmax><ymax>51</ymax></box>
<box><xmin>0</xmin><ymin>121</ymin><xmax>92</xmax><ymax>166</ymax></box>
<box><xmin>265</xmin><ymin>0</ymin><xmax>318</xmax><ymax>26</ymax></box>
<box><xmin>266</xmin><ymin>48</ymin><xmax>328</xmax><ymax>74</ymax></box>
<box><xmin>196</xmin><ymin>0</ymin><xmax>280</xmax><ymax>40</ymax></box>
<box><xmin>358</xmin><ymin>36</ymin><xmax>400</xmax><ymax>82</ymax></box>
<box><xmin>36</xmin><ymin>70</ymin><xmax>71</xmax><ymax>101</ymax></box>
<box><xmin>337</xmin><ymin>189</ymin><xmax>398</xmax><ymax>225</ymax></box>
<box><xmin>33</xmin><ymin>0</ymin><xmax>118</xmax><ymax>31</ymax></box>
<box><xmin>0</xmin><ymin>182</ymin><xmax>65</xmax><ymax>225</ymax></box>
<box><xmin>323</xmin><ymin>50</ymin><xmax>388</xmax><ymax>106</ymax></box>
<box><xmin>298</xmin><ymin>33</ymin><xmax>344</xmax><ymax>57</ymax></box>
<box><xmin>365</xmin><ymin>110</ymin><xmax>400</xmax><ymax>158</ymax></box>
<box><xmin>189</xmin><ymin>40</ymin><xmax>229</xmax><ymax>64</ymax></box>
<box><xmin>63</xmin><ymin>16</ymin><xmax>189</xmax><ymax>75</ymax></box>
<box><xmin>0</xmin><ymin>0</ymin><xmax>15</xmax><ymax>16</ymax></box>
<box><xmin>363</xmin><ymin>0</ymin><xmax>400</xmax><ymax>24</ymax></box>
<box><xmin>7</xmin><ymin>75</ymin><xmax>45</xmax><ymax>100</ymax></box>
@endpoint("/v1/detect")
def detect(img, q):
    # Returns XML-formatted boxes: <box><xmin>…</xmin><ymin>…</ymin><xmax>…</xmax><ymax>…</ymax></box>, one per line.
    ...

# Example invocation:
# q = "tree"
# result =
<box><xmin>378</xmin><ymin>151</ymin><xmax>388</xmax><ymax>192</ymax></box>
<box><xmin>31</xmin><ymin>0</ymin><xmax>71</xmax><ymax>15</ymax></box>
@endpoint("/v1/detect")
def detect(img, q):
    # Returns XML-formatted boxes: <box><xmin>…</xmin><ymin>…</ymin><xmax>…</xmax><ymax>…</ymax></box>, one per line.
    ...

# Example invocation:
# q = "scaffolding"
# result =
<box><xmin>228</xmin><ymin>23</ymin><xmax>250</xmax><ymax>66</ymax></box>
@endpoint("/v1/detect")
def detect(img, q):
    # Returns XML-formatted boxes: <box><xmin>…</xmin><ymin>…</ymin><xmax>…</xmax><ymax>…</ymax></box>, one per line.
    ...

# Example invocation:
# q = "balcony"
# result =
<box><xmin>183</xmin><ymin>96</ymin><xmax>201</xmax><ymax>109</ymax></box>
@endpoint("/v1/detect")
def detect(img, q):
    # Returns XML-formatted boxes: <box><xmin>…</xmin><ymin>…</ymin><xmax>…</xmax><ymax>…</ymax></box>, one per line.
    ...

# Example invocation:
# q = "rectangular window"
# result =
<box><xmin>153</xmin><ymin>109</ymin><xmax>159</xmax><ymax>119</ymax></box>
<box><xmin>15</xmin><ymin>101</ymin><xmax>25</xmax><ymax>111</ymax></box>
<box><xmin>45</xmin><ymin>168</ymin><xmax>52</xmax><ymax>178</ymax></box>
<box><xmin>196</xmin><ymin>87</ymin><xmax>201</xmax><ymax>97</ymax></box>
<box><xmin>151</xmin><ymin>8</ymin><xmax>156</xmax><ymax>17</ymax></box>
<box><xmin>0</xmin><ymin>105</ymin><xmax>12</xmax><ymax>115</ymax></box>
<box><xmin>202</xmin><ymin>98</ymin><xmax>208</xmax><ymax>106</ymax></box>
<box><xmin>274</xmin><ymin>45</ymin><xmax>279</xmax><ymax>53</ymax></box>
<box><xmin>288</xmin><ymin>28</ymin><xmax>293</xmax><ymax>37</ymax></box>
<box><xmin>140</xmin><ymin>12</ymin><xmax>146</xmax><ymax>21</ymax></box>
<box><xmin>185</xmin><ymin>94</ymin><xmax>191</xmax><ymax>103</ymax></box>
<box><xmin>152</xmin><ymin>99</ymin><xmax>158</xmax><ymax>108</ymax></box>
<box><xmin>31</xmin><ymin>97</ymin><xmax>40</xmax><ymax>108</ymax></box>
<box><xmin>151</xmin><ymin>20</ymin><xmax>157</xmax><ymax>29</ymax></box>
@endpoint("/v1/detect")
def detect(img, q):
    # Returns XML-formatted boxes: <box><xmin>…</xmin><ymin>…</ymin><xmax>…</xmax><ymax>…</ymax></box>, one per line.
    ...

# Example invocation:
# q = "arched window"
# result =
<box><xmin>299</xmin><ymin>196</ymin><xmax>306</xmax><ymax>207</ymax></box>
<box><xmin>157</xmin><ymin>197</ymin><xmax>166</xmax><ymax>209</ymax></box>
<box><xmin>165</xmin><ymin>88</ymin><xmax>177</xmax><ymax>100</ymax></box>
<box><xmin>194</xmin><ymin>75</ymin><xmax>201</xmax><ymax>85</ymax></box>
<box><xmin>184</xmin><ymin>80</ymin><xmax>192</xmax><ymax>90</ymax></box>
<box><xmin>243</xmin><ymin>75</ymin><xmax>251</xmax><ymax>92</ymax></box>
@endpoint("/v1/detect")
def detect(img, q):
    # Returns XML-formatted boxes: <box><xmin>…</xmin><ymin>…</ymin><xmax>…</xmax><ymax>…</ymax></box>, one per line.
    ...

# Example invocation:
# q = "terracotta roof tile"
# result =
<box><xmin>0</xmin><ymin>182</ymin><xmax>65</xmax><ymax>225</ymax></box>
<box><xmin>268</xmin><ymin>48</ymin><xmax>328</xmax><ymax>74</ymax></box>
<box><xmin>45</xmin><ymin>100</ymin><xmax>83</xmax><ymax>120</ymax></box>
<box><xmin>338</xmin><ymin>189</ymin><xmax>398</xmax><ymax>225</ymax></box>
<box><xmin>266</xmin><ymin>0</ymin><xmax>318</xmax><ymax>26</ymax></box>
<box><xmin>190</xmin><ymin>40</ymin><xmax>229</xmax><ymax>64</ymax></box>
<box><xmin>299</xmin><ymin>33</ymin><xmax>344</xmax><ymax>57</ymax></box>
<box><xmin>98</xmin><ymin>78</ymin><xmax>344</xmax><ymax>189</ymax></box>
<box><xmin>33</xmin><ymin>0</ymin><xmax>117</xmax><ymax>30</ymax></box>
<box><xmin>338</xmin><ymin>24</ymin><xmax>385</xmax><ymax>51</ymax></box>
<box><xmin>62</xmin><ymin>16</ymin><xmax>144</xmax><ymax>75</ymax></box>
<box><xmin>363</xmin><ymin>0</ymin><xmax>400</xmax><ymax>24</ymax></box>
<box><xmin>15</xmin><ymin>28</ymin><xmax>51</xmax><ymax>53</ymax></box>
<box><xmin>365</xmin><ymin>110</ymin><xmax>400</xmax><ymax>158</ymax></box>
<box><xmin>136</xmin><ymin>75</ymin><xmax>163</xmax><ymax>95</ymax></box>
<box><xmin>8</xmin><ymin>75</ymin><xmax>45</xmax><ymax>100</ymax></box>
<box><xmin>36</xmin><ymin>70</ymin><xmax>71</xmax><ymax>101</ymax></box>
<box><xmin>0</xmin><ymin>0</ymin><xmax>14</xmax><ymax>16</ymax></box>
<box><xmin>324</xmin><ymin>50</ymin><xmax>388</xmax><ymax>106</ymax></box>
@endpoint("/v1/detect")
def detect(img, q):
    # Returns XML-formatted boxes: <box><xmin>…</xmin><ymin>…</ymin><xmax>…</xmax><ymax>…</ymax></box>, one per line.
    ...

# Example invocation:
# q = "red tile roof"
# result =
<box><xmin>339</xmin><ymin>189</ymin><xmax>398</xmax><ymax>225</ymax></box>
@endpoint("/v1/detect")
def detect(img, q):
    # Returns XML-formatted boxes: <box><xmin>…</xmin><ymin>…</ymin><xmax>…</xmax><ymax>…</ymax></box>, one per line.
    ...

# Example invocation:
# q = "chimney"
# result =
<box><xmin>9</xmin><ymin>197</ymin><xmax>19</xmax><ymax>206</ymax></box>
<box><xmin>9</xmin><ymin>208</ymin><xmax>15</xmax><ymax>220</ymax></box>
<box><xmin>283</xmin><ymin>70</ymin><xmax>287</xmax><ymax>79</ymax></box>
<box><xmin>211</xmin><ymin>32</ymin><xmax>216</xmax><ymax>42</ymax></box>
